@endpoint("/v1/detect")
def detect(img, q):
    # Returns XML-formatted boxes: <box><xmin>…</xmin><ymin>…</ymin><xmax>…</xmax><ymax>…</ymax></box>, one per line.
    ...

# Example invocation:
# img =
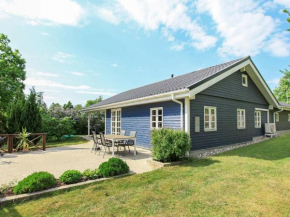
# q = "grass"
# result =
<box><xmin>1</xmin><ymin>134</ymin><xmax>290</xmax><ymax>216</ymax></box>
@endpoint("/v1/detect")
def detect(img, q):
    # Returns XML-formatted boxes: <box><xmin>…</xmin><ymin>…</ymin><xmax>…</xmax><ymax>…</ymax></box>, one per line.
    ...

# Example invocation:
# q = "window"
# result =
<box><xmin>111</xmin><ymin>108</ymin><xmax>121</xmax><ymax>135</ymax></box>
<box><xmin>288</xmin><ymin>114</ymin><xmax>290</xmax><ymax>122</ymax></box>
<box><xmin>237</xmin><ymin>109</ymin><xmax>246</xmax><ymax>129</ymax></box>
<box><xmin>275</xmin><ymin>113</ymin><xmax>279</xmax><ymax>122</ymax></box>
<box><xmin>151</xmin><ymin>107</ymin><xmax>163</xmax><ymax>129</ymax></box>
<box><xmin>255</xmin><ymin>111</ymin><xmax>261</xmax><ymax>128</ymax></box>
<box><xmin>204</xmin><ymin>106</ymin><xmax>217</xmax><ymax>131</ymax></box>
<box><xmin>242</xmin><ymin>74</ymin><xmax>248</xmax><ymax>87</ymax></box>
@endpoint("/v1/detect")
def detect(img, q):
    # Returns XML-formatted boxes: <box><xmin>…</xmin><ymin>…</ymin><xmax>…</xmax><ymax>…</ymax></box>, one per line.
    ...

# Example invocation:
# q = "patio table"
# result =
<box><xmin>105</xmin><ymin>135</ymin><xmax>137</xmax><ymax>156</ymax></box>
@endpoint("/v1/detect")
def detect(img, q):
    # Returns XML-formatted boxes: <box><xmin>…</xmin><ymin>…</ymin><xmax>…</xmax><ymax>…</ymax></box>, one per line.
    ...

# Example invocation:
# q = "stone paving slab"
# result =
<box><xmin>0</xmin><ymin>141</ymin><xmax>155</xmax><ymax>185</ymax></box>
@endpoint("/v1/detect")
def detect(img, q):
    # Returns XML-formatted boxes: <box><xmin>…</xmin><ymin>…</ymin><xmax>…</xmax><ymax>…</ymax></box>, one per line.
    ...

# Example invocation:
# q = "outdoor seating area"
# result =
<box><xmin>91</xmin><ymin>131</ymin><xmax>137</xmax><ymax>158</ymax></box>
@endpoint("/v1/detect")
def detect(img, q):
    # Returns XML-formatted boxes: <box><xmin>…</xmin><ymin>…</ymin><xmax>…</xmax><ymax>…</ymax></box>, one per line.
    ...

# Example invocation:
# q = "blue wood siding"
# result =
<box><xmin>190</xmin><ymin>70</ymin><xmax>269</xmax><ymax>150</ymax></box>
<box><xmin>105</xmin><ymin>100</ymin><xmax>184</xmax><ymax>148</ymax></box>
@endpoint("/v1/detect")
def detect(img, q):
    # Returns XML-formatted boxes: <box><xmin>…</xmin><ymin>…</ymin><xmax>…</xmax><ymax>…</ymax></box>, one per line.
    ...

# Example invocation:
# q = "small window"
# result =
<box><xmin>237</xmin><ymin>109</ymin><xmax>246</xmax><ymax>129</ymax></box>
<box><xmin>255</xmin><ymin>111</ymin><xmax>261</xmax><ymax>128</ymax></box>
<box><xmin>288</xmin><ymin>114</ymin><xmax>290</xmax><ymax>122</ymax></box>
<box><xmin>151</xmin><ymin>107</ymin><xmax>163</xmax><ymax>129</ymax></box>
<box><xmin>275</xmin><ymin>113</ymin><xmax>279</xmax><ymax>122</ymax></box>
<box><xmin>204</xmin><ymin>106</ymin><xmax>217</xmax><ymax>131</ymax></box>
<box><xmin>242</xmin><ymin>74</ymin><xmax>248</xmax><ymax>87</ymax></box>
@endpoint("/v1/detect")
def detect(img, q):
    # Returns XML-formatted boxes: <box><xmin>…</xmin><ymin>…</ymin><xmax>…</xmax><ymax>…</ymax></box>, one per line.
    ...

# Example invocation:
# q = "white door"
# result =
<box><xmin>111</xmin><ymin>109</ymin><xmax>121</xmax><ymax>135</ymax></box>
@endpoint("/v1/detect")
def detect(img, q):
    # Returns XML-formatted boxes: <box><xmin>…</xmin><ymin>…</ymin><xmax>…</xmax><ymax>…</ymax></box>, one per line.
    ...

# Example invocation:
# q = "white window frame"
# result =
<box><xmin>150</xmin><ymin>107</ymin><xmax>163</xmax><ymax>129</ymax></box>
<box><xmin>242</xmin><ymin>74</ymin><xmax>248</xmax><ymax>87</ymax></box>
<box><xmin>288</xmin><ymin>114</ymin><xmax>290</xmax><ymax>122</ymax></box>
<box><xmin>255</xmin><ymin>111</ymin><xmax>261</xmax><ymax>128</ymax></box>
<box><xmin>275</xmin><ymin>113</ymin><xmax>279</xmax><ymax>122</ymax></box>
<box><xmin>111</xmin><ymin>108</ymin><xmax>121</xmax><ymax>135</ymax></box>
<box><xmin>237</xmin><ymin>109</ymin><xmax>246</xmax><ymax>129</ymax></box>
<box><xmin>204</xmin><ymin>106</ymin><xmax>217</xmax><ymax>132</ymax></box>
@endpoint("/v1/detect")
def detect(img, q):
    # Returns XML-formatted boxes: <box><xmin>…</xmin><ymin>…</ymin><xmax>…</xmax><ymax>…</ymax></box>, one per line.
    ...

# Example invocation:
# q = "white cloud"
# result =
<box><xmin>0</xmin><ymin>0</ymin><xmax>85</xmax><ymax>26</ymax></box>
<box><xmin>170</xmin><ymin>43</ymin><xmax>185</xmax><ymax>51</ymax></box>
<box><xmin>195</xmin><ymin>0</ymin><xmax>290</xmax><ymax>57</ymax></box>
<box><xmin>95</xmin><ymin>7</ymin><xmax>120</xmax><ymax>24</ymax></box>
<box><xmin>265</xmin><ymin>33</ymin><xmax>290</xmax><ymax>57</ymax></box>
<box><xmin>37</xmin><ymin>72</ymin><xmax>59</xmax><ymax>77</ymax></box>
<box><xmin>274</xmin><ymin>0</ymin><xmax>290</xmax><ymax>8</ymax></box>
<box><xmin>95</xmin><ymin>0</ymin><xmax>217</xmax><ymax>50</ymax></box>
<box><xmin>76</xmin><ymin>90</ymin><xmax>115</xmax><ymax>96</ymax></box>
<box><xmin>41</xmin><ymin>32</ymin><xmax>49</xmax><ymax>36</ymax></box>
<box><xmin>52</xmin><ymin>51</ymin><xmax>74</xmax><ymax>63</ymax></box>
<box><xmin>71</xmin><ymin>72</ymin><xmax>85</xmax><ymax>76</ymax></box>
<box><xmin>267</xmin><ymin>78</ymin><xmax>281</xmax><ymax>86</ymax></box>
<box><xmin>112</xmin><ymin>63</ymin><xmax>118</xmax><ymax>67</ymax></box>
<box><xmin>25</xmin><ymin>77</ymin><xmax>91</xmax><ymax>90</ymax></box>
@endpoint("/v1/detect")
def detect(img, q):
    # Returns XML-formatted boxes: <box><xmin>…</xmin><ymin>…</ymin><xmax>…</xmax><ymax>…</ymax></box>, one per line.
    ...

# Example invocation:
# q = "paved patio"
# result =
<box><xmin>0</xmin><ymin>141</ymin><xmax>157</xmax><ymax>185</ymax></box>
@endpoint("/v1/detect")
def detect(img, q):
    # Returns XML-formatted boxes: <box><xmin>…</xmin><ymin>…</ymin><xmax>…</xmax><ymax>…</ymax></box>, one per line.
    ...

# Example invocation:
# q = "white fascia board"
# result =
<box><xmin>82</xmin><ymin>89</ymin><xmax>189</xmax><ymax>112</ymax></box>
<box><xmin>281</xmin><ymin>106</ymin><xmax>290</xmax><ymax>111</ymax></box>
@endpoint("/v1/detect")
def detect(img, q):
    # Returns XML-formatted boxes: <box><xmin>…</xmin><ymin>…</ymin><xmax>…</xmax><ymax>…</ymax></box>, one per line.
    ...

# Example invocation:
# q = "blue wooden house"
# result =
<box><xmin>83</xmin><ymin>56</ymin><xmax>290</xmax><ymax>152</ymax></box>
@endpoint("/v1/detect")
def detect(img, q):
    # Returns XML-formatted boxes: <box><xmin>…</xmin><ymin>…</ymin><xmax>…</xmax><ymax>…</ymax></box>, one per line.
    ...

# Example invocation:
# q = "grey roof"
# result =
<box><xmin>279</xmin><ymin>101</ymin><xmax>290</xmax><ymax>108</ymax></box>
<box><xmin>87</xmin><ymin>56</ymin><xmax>249</xmax><ymax>109</ymax></box>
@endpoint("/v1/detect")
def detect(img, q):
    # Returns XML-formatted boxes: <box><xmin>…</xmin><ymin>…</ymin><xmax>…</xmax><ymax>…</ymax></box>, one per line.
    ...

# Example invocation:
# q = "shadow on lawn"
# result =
<box><xmin>217</xmin><ymin>135</ymin><xmax>290</xmax><ymax>161</ymax></box>
<box><xmin>184</xmin><ymin>158</ymin><xmax>220</xmax><ymax>167</ymax></box>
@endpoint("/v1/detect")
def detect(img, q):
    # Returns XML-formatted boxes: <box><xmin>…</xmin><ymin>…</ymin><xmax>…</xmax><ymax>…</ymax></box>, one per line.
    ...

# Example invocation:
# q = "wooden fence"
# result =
<box><xmin>0</xmin><ymin>133</ymin><xmax>46</xmax><ymax>153</ymax></box>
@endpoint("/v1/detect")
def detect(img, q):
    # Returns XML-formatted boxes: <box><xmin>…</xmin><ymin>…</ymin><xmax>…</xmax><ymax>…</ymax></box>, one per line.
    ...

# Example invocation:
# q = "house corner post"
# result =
<box><xmin>185</xmin><ymin>97</ymin><xmax>190</xmax><ymax>136</ymax></box>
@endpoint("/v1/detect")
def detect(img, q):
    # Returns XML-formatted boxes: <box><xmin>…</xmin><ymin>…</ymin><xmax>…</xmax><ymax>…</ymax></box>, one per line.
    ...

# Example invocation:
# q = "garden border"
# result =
<box><xmin>0</xmin><ymin>171</ymin><xmax>135</xmax><ymax>206</ymax></box>
<box><xmin>146</xmin><ymin>158</ymin><xmax>188</xmax><ymax>168</ymax></box>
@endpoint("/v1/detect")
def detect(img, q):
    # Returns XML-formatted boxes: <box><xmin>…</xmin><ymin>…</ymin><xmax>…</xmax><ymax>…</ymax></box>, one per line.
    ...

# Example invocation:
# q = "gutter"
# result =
<box><xmin>171</xmin><ymin>94</ymin><xmax>184</xmax><ymax>130</ymax></box>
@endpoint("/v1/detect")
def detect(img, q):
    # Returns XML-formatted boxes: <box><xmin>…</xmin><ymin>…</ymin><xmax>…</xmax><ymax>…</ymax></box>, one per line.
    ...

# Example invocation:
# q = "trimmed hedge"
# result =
<box><xmin>151</xmin><ymin>128</ymin><xmax>191</xmax><ymax>162</ymax></box>
<box><xmin>99</xmin><ymin>158</ymin><xmax>129</xmax><ymax>177</ymax></box>
<box><xmin>13</xmin><ymin>172</ymin><xmax>56</xmax><ymax>194</ymax></box>
<box><xmin>59</xmin><ymin>170</ymin><xmax>82</xmax><ymax>184</ymax></box>
<box><xmin>82</xmin><ymin>169</ymin><xmax>101</xmax><ymax>180</ymax></box>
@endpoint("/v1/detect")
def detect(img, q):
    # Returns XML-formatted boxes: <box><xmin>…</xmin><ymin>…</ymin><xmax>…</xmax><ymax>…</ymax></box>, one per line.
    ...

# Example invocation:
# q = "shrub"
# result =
<box><xmin>59</xmin><ymin>170</ymin><xmax>82</xmax><ymax>184</ymax></box>
<box><xmin>13</xmin><ymin>172</ymin><xmax>56</xmax><ymax>194</ymax></box>
<box><xmin>99</xmin><ymin>158</ymin><xmax>129</xmax><ymax>177</ymax></box>
<box><xmin>151</xmin><ymin>128</ymin><xmax>191</xmax><ymax>162</ymax></box>
<box><xmin>82</xmin><ymin>169</ymin><xmax>102</xmax><ymax>180</ymax></box>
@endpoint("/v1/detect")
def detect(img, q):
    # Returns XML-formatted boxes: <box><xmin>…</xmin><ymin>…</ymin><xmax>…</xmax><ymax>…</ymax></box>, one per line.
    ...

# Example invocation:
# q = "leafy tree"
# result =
<box><xmin>273</xmin><ymin>66</ymin><xmax>290</xmax><ymax>103</ymax></box>
<box><xmin>283</xmin><ymin>9</ymin><xmax>290</xmax><ymax>31</ymax></box>
<box><xmin>74</xmin><ymin>104</ymin><xmax>83</xmax><ymax>111</ymax></box>
<box><xmin>85</xmin><ymin>96</ymin><xmax>102</xmax><ymax>107</ymax></box>
<box><xmin>63</xmin><ymin>101</ymin><xmax>74</xmax><ymax>110</ymax></box>
<box><xmin>0</xmin><ymin>34</ymin><xmax>26</xmax><ymax>111</ymax></box>
<box><xmin>49</xmin><ymin>103</ymin><xmax>62</xmax><ymax>110</ymax></box>
<box><xmin>6</xmin><ymin>92</ymin><xmax>25</xmax><ymax>134</ymax></box>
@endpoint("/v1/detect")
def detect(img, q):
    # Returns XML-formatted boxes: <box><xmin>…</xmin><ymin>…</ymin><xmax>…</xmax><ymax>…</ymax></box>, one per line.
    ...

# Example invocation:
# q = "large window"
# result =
<box><xmin>237</xmin><ymin>109</ymin><xmax>246</xmax><ymax>129</ymax></box>
<box><xmin>275</xmin><ymin>113</ymin><xmax>279</xmax><ymax>122</ymax></box>
<box><xmin>204</xmin><ymin>106</ymin><xmax>217</xmax><ymax>131</ymax></box>
<box><xmin>255</xmin><ymin>111</ymin><xmax>261</xmax><ymax>128</ymax></box>
<box><xmin>111</xmin><ymin>108</ymin><xmax>121</xmax><ymax>135</ymax></box>
<box><xmin>151</xmin><ymin>107</ymin><xmax>163</xmax><ymax>129</ymax></box>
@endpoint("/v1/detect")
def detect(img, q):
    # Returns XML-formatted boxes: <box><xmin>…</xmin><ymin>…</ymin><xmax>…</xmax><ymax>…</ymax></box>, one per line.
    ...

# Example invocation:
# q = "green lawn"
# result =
<box><xmin>1</xmin><ymin>134</ymin><xmax>290</xmax><ymax>216</ymax></box>
<box><xmin>46</xmin><ymin>136</ymin><xmax>90</xmax><ymax>148</ymax></box>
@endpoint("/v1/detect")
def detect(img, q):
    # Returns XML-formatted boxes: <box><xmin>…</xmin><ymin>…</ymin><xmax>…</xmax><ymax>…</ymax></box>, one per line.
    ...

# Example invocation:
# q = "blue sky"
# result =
<box><xmin>0</xmin><ymin>0</ymin><xmax>290</xmax><ymax>106</ymax></box>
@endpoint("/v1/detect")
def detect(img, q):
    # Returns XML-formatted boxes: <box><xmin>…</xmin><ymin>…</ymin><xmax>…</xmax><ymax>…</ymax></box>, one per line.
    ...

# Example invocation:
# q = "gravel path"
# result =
<box><xmin>0</xmin><ymin>141</ymin><xmax>156</xmax><ymax>185</ymax></box>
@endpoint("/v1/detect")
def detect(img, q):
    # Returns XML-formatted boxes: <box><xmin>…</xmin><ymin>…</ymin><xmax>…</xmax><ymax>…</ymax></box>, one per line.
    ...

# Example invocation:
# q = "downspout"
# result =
<box><xmin>171</xmin><ymin>94</ymin><xmax>184</xmax><ymax>130</ymax></box>
<box><xmin>273</xmin><ymin>108</ymin><xmax>283</xmax><ymax>123</ymax></box>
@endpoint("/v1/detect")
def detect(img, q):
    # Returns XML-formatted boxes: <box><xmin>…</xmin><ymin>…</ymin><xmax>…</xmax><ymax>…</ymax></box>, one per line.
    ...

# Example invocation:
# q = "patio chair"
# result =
<box><xmin>99</xmin><ymin>132</ymin><xmax>113</xmax><ymax>158</ymax></box>
<box><xmin>91</xmin><ymin>131</ymin><xmax>101</xmax><ymax>153</ymax></box>
<box><xmin>126</xmin><ymin>131</ymin><xmax>137</xmax><ymax>154</ymax></box>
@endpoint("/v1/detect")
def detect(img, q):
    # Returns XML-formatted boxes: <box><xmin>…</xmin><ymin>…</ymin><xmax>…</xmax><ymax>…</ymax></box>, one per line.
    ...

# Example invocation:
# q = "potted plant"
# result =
<box><xmin>16</xmin><ymin>128</ymin><xmax>31</xmax><ymax>153</ymax></box>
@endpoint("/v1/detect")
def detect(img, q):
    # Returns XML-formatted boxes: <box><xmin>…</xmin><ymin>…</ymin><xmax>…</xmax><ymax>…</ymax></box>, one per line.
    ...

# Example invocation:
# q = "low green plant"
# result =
<box><xmin>99</xmin><ymin>158</ymin><xmax>129</xmax><ymax>177</ymax></box>
<box><xmin>16</xmin><ymin>128</ymin><xmax>31</xmax><ymax>151</ymax></box>
<box><xmin>59</xmin><ymin>170</ymin><xmax>82</xmax><ymax>184</ymax></box>
<box><xmin>13</xmin><ymin>172</ymin><xmax>56</xmax><ymax>194</ymax></box>
<box><xmin>82</xmin><ymin>169</ymin><xmax>102</xmax><ymax>180</ymax></box>
<box><xmin>0</xmin><ymin>180</ymin><xmax>17</xmax><ymax>195</ymax></box>
<box><xmin>151</xmin><ymin>128</ymin><xmax>191</xmax><ymax>162</ymax></box>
